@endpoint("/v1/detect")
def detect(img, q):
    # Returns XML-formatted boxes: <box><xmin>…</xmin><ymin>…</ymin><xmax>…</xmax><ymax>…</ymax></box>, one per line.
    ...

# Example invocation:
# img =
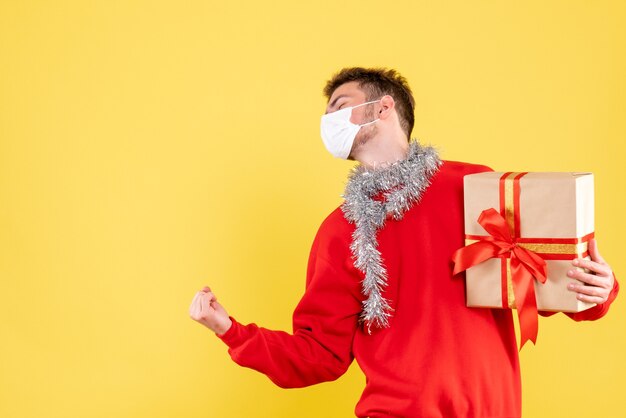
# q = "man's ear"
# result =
<box><xmin>378</xmin><ymin>95</ymin><xmax>395</xmax><ymax>119</ymax></box>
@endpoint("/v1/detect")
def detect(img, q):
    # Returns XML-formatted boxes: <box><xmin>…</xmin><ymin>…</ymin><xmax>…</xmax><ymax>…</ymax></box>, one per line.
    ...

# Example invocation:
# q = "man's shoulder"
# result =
<box><xmin>307</xmin><ymin>205</ymin><xmax>354</xmax><ymax>258</ymax></box>
<box><xmin>427</xmin><ymin>160</ymin><xmax>494</xmax><ymax>193</ymax></box>
<box><xmin>319</xmin><ymin>205</ymin><xmax>351</xmax><ymax>233</ymax></box>
<box><xmin>439</xmin><ymin>160</ymin><xmax>494</xmax><ymax>176</ymax></box>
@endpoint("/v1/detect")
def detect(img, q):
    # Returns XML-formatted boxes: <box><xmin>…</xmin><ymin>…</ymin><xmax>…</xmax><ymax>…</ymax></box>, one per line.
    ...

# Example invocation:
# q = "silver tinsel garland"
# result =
<box><xmin>341</xmin><ymin>140</ymin><xmax>442</xmax><ymax>332</ymax></box>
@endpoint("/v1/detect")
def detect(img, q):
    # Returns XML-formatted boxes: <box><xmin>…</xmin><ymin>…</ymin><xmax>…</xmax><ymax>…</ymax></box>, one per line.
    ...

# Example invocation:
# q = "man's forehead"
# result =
<box><xmin>326</xmin><ymin>82</ymin><xmax>367</xmax><ymax>113</ymax></box>
<box><xmin>329</xmin><ymin>81</ymin><xmax>364</xmax><ymax>102</ymax></box>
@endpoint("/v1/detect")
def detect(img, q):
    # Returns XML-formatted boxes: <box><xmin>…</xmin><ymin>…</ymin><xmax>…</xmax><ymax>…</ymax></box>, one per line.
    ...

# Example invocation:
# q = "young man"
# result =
<box><xmin>189</xmin><ymin>68</ymin><xmax>619</xmax><ymax>417</ymax></box>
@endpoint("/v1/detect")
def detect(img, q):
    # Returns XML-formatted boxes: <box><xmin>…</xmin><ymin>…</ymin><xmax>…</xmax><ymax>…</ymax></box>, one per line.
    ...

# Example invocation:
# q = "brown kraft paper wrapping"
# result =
<box><xmin>462</xmin><ymin>171</ymin><xmax>595</xmax><ymax>313</ymax></box>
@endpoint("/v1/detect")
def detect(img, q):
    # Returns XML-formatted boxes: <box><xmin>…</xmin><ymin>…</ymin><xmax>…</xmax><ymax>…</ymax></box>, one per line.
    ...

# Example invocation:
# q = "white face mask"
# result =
<box><xmin>320</xmin><ymin>100</ymin><xmax>381</xmax><ymax>159</ymax></box>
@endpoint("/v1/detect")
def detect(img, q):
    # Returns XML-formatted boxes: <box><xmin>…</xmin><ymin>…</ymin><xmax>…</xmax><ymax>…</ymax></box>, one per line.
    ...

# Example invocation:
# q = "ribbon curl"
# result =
<box><xmin>452</xmin><ymin>208</ymin><xmax>548</xmax><ymax>349</ymax></box>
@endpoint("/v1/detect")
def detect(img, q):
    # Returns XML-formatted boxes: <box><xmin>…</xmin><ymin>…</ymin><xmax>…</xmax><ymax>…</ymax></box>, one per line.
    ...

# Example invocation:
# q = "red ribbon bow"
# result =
<box><xmin>452</xmin><ymin>208</ymin><xmax>548</xmax><ymax>349</ymax></box>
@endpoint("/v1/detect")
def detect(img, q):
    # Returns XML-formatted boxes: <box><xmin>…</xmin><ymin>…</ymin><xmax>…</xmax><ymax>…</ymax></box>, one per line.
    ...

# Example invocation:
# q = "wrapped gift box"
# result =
<box><xmin>459</xmin><ymin>171</ymin><xmax>596</xmax><ymax>313</ymax></box>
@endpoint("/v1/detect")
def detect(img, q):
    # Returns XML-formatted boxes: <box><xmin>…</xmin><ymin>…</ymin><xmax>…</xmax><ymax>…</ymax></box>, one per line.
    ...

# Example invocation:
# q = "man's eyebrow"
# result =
<box><xmin>329</xmin><ymin>94</ymin><xmax>349</xmax><ymax>110</ymax></box>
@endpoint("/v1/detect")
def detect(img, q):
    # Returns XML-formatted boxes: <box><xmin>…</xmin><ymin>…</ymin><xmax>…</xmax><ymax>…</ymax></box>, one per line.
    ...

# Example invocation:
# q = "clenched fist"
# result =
<box><xmin>189</xmin><ymin>286</ymin><xmax>232</xmax><ymax>336</ymax></box>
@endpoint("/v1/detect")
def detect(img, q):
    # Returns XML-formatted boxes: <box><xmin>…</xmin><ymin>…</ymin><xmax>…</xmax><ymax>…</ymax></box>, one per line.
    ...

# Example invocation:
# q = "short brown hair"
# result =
<box><xmin>323</xmin><ymin>67</ymin><xmax>415</xmax><ymax>138</ymax></box>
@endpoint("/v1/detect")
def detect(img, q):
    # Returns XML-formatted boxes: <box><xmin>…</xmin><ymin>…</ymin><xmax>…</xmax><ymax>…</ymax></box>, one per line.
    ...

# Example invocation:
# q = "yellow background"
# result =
<box><xmin>1</xmin><ymin>1</ymin><xmax>624</xmax><ymax>417</ymax></box>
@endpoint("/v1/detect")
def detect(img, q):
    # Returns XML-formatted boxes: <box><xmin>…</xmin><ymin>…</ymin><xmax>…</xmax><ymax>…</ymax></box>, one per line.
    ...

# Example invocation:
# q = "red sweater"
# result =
<box><xmin>217</xmin><ymin>161</ymin><xmax>619</xmax><ymax>418</ymax></box>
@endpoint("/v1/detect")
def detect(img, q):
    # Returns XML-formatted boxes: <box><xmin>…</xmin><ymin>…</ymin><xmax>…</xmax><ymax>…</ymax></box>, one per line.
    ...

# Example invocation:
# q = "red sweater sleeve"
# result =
<box><xmin>216</xmin><ymin>217</ymin><xmax>363</xmax><ymax>388</ymax></box>
<box><xmin>539</xmin><ymin>273</ymin><xmax>619</xmax><ymax>320</ymax></box>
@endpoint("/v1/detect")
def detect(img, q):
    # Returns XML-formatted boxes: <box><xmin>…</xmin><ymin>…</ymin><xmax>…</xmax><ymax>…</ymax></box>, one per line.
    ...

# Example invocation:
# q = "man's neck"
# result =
<box><xmin>354</xmin><ymin>136</ymin><xmax>410</xmax><ymax>169</ymax></box>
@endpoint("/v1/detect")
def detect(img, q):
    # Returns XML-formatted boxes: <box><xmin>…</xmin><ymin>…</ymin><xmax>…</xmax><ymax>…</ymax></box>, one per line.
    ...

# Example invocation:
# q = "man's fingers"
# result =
<box><xmin>567</xmin><ymin>270</ymin><xmax>613</xmax><ymax>304</ymax></box>
<box><xmin>199</xmin><ymin>292</ymin><xmax>217</xmax><ymax>314</ymax></box>
<box><xmin>571</xmin><ymin>258</ymin><xmax>611</xmax><ymax>278</ymax></box>
<box><xmin>189</xmin><ymin>292</ymin><xmax>200</xmax><ymax>311</ymax></box>
<box><xmin>569</xmin><ymin>281</ymin><xmax>606</xmax><ymax>297</ymax></box>
<box><xmin>572</xmin><ymin>280</ymin><xmax>609</xmax><ymax>303</ymax></box>
<box><xmin>573</xmin><ymin>292</ymin><xmax>604</xmax><ymax>305</ymax></box>
<box><xmin>567</xmin><ymin>269</ymin><xmax>611</xmax><ymax>288</ymax></box>
<box><xmin>210</xmin><ymin>299</ymin><xmax>224</xmax><ymax>312</ymax></box>
<box><xmin>189</xmin><ymin>292</ymin><xmax>202</xmax><ymax>318</ymax></box>
<box><xmin>190</xmin><ymin>285</ymin><xmax>218</xmax><ymax>315</ymax></box>
<box><xmin>204</xmin><ymin>291</ymin><xmax>217</xmax><ymax>304</ymax></box>
<box><xmin>588</xmin><ymin>239</ymin><xmax>606</xmax><ymax>265</ymax></box>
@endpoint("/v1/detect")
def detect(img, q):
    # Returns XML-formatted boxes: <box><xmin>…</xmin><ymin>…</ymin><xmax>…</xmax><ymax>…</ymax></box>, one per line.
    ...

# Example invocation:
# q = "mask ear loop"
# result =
<box><xmin>359</xmin><ymin>118</ymin><xmax>379</xmax><ymax>127</ymax></box>
<box><xmin>353</xmin><ymin>98</ymin><xmax>383</xmax><ymax>127</ymax></box>
<box><xmin>352</xmin><ymin>98</ymin><xmax>383</xmax><ymax>109</ymax></box>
